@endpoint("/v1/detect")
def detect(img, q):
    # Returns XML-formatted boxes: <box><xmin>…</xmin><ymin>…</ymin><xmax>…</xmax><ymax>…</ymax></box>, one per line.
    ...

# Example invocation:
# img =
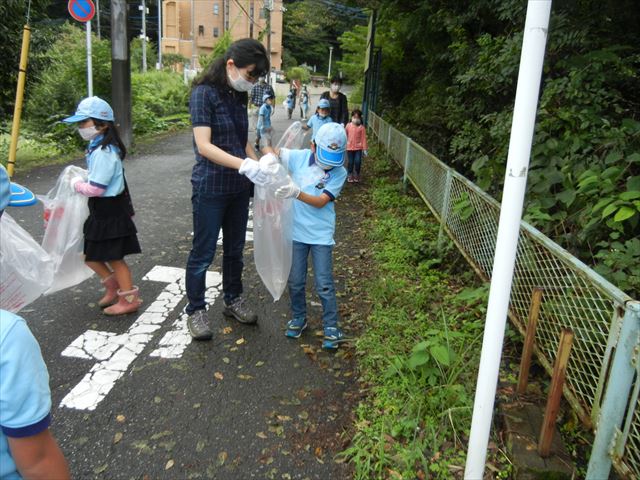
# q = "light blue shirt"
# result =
<box><xmin>0</xmin><ymin>310</ymin><xmax>52</xmax><ymax>480</ymax></box>
<box><xmin>306</xmin><ymin>114</ymin><xmax>333</xmax><ymax>142</ymax></box>
<box><xmin>281</xmin><ymin>148</ymin><xmax>347</xmax><ymax>245</ymax></box>
<box><xmin>257</xmin><ymin>103</ymin><xmax>272</xmax><ymax>132</ymax></box>
<box><xmin>86</xmin><ymin>135</ymin><xmax>125</xmax><ymax>197</ymax></box>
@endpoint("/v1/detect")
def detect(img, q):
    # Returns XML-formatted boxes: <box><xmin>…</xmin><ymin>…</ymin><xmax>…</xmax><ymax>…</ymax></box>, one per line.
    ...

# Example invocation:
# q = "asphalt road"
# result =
<box><xmin>6</xmin><ymin>95</ymin><xmax>357</xmax><ymax>479</ymax></box>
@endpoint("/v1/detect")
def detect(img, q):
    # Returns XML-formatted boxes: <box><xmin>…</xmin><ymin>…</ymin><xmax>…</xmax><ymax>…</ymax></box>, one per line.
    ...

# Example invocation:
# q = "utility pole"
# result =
<box><xmin>157</xmin><ymin>0</ymin><xmax>162</xmax><ymax>69</ymax></box>
<box><xmin>140</xmin><ymin>0</ymin><xmax>147</xmax><ymax>72</ymax></box>
<box><xmin>111</xmin><ymin>0</ymin><xmax>132</xmax><ymax>148</ymax></box>
<box><xmin>328</xmin><ymin>45</ymin><xmax>333</xmax><ymax>79</ymax></box>
<box><xmin>191</xmin><ymin>0</ymin><xmax>197</xmax><ymax>69</ymax></box>
<box><xmin>86</xmin><ymin>20</ymin><xmax>93</xmax><ymax>96</ymax></box>
<box><xmin>265</xmin><ymin>0</ymin><xmax>272</xmax><ymax>69</ymax></box>
<box><xmin>96</xmin><ymin>0</ymin><xmax>101</xmax><ymax>39</ymax></box>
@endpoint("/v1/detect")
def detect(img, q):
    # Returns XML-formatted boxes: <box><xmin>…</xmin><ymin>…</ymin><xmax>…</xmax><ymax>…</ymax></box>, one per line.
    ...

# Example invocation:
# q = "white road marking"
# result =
<box><xmin>60</xmin><ymin>266</ymin><xmax>220</xmax><ymax>411</ymax></box>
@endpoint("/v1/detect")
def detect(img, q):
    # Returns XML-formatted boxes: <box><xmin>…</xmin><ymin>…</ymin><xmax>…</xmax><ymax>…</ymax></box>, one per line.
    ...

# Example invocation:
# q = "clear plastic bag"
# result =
<box><xmin>253</xmin><ymin>163</ymin><xmax>294</xmax><ymax>301</ymax></box>
<box><xmin>0</xmin><ymin>213</ymin><xmax>54</xmax><ymax>312</ymax></box>
<box><xmin>38</xmin><ymin>165</ymin><xmax>94</xmax><ymax>294</ymax></box>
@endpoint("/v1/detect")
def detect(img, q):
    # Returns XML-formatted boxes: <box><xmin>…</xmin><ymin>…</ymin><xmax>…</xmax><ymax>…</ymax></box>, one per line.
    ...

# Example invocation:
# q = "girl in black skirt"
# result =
<box><xmin>63</xmin><ymin>97</ymin><xmax>141</xmax><ymax>316</ymax></box>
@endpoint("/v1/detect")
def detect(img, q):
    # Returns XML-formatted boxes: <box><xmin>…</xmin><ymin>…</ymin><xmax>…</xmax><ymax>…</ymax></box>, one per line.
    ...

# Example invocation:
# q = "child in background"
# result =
<box><xmin>62</xmin><ymin>96</ymin><xmax>142</xmax><ymax>316</ymax></box>
<box><xmin>0</xmin><ymin>166</ymin><xmax>71</xmax><ymax>480</ymax></box>
<box><xmin>270</xmin><ymin>122</ymin><xmax>348</xmax><ymax>350</ymax></box>
<box><xmin>299</xmin><ymin>86</ymin><xmax>309</xmax><ymax>120</ymax></box>
<box><xmin>285</xmin><ymin>92</ymin><xmax>295</xmax><ymax>119</ymax></box>
<box><xmin>256</xmin><ymin>93</ymin><xmax>275</xmax><ymax>151</ymax></box>
<box><xmin>345</xmin><ymin>109</ymin><xmax>368</xmax><ymax>183</ymax></box>
<box><xmin>301</xmin><ymin>98</ymin><xmax>332</xmax><ymax>144</ymax></box>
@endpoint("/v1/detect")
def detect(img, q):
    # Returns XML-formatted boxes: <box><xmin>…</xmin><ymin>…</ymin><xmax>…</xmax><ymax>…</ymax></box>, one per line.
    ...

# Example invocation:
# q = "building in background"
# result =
<box><xmin>161</xmin><ymin>0</ymin><xmax>283</xmax><ymax>71</ymax></box>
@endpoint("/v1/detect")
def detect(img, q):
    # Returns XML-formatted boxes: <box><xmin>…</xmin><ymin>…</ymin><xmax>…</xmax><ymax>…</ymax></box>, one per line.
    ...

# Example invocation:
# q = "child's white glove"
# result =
<box><xmin>274</xmin><ymin>180</ymin><xmax>300</xmax><ymax>199</ymax></box>
<box><xmin>70</xmin><ymin>176</ymin><xmax>84</xmax><ymax>190</ymax></box>
<box><xmin>239</xmin><ymin>158</ymin><xmax>269</xmax><ymax>186</ymax></box>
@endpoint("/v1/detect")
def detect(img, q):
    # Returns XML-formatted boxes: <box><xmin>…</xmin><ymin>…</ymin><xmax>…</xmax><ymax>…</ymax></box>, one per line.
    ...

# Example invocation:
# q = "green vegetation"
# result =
<box><xmin>285</xmin><ymin>66</ymin><xmax>311</xmax><ymax>83</ymax></box>
<box><xmin>340</xmin><ymin>0</ymin><xmax>639</xmax><ymax>297</ymax></box>
<box><xmin>343</xmin><ymin>145</ymin><xmax>512</xmax><ymax>478</ymax></box>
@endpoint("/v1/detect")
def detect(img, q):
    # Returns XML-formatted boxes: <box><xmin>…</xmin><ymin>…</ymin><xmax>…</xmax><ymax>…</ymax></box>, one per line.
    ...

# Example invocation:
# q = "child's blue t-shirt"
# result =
<box><xmin>280</xmin><ymin>148</ymin><xmax>347</xmax><ymax>245</ymax></box>
<box><xmin>0</xmin><ymin>310</ymin><xmax>52</xmax><ymax>480</ymax></box>
<box><xmin>306</xmin><ymin>114</ymin><xmax>333</xmax><ymax>141</ymax></box>
<box><xmin>257</xmin><ymin>103</ymin><xmax>272</xmax><ymax>131</ymax></box>
<box><xmin>86</xmin><ymin>135</ymin><xmax>125</xmax><ymax>197</ymax></box>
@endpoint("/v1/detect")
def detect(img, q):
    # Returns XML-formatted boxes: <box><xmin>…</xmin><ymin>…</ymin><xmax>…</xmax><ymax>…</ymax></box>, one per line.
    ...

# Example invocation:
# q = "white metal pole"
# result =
<box><xmin>464</xmin><ymin>1</ymin><xmax>552</xmax><ymax>478</ymax></box>
<box><xmin>190</xmin><ymin>0</ymin><xmax>197</xmax><ymax>69</ymax></box>
<box><xmin>86</xmin><ymin>20</ymin><xmax>93</xmax><ymax>96</ymax></box>
<box><xmin>328</xmin><ymin>46</ymin><xmax>333</xmax><ymax>78</ymax></box>
<box><xmin>157</xmin><ymin>0</ymin><xmax>162</xmax><ymax>69</ymax></box>
<box><xmin>141</xmin><ymin>0</ymin><xmax>147</xmax><ymax>72</ymax></box>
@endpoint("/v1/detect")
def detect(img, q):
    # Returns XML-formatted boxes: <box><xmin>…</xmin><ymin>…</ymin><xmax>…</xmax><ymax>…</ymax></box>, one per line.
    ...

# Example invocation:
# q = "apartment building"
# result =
<box><xmin>161</xmin><ymin>0</ymin><xmax>283</xmax><ymax>71</ymax></box>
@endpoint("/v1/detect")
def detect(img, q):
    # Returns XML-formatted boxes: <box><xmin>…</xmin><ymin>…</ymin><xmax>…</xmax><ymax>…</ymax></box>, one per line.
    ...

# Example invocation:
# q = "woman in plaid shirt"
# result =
<box><xmin>185</xmin><ymin>39</ymin><xmax>274</xmax><ymax>341</ymax></box>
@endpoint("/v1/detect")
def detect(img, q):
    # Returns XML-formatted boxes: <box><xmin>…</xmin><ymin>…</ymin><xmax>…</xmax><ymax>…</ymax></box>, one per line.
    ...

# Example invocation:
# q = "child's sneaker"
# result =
<box><xmin>347</xmin><ymin>175</ymin><xmax>354</xmax><ymax>183</ymax></box>
<box><xmin>285</xmin><ymin>317</ymin><xmax>307</xmax><ymax>338</ymax></box>
<box><xmin>322</xmin><ymin>327</ymin><xmax>346</xmax><ymax>350</ymax></box>
<box><xmin>354</xmin><ymin>174</ymin><xmax>361</xmax><ymax>183</ymax></box>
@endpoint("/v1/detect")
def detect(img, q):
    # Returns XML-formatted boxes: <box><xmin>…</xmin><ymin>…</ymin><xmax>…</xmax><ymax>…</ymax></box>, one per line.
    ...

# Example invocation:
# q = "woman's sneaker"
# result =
<box><xmin>187</xmin><ymin>309</ymin><xmax>213</xmax><ymax>341</ymax></box>
<box><xmin>285</xmin><ymin>317</ymin><xmax>307</xmax><ymax>338</ymax></box>
<box><xmin>322</xmin><ymin>327</ymin><xmax>346</xmax><ymax>350</ymax></box>
<box><xmin>223</xmin><ymin>297</ymin><xmax>258</xmax><ymax>324</ymax></box>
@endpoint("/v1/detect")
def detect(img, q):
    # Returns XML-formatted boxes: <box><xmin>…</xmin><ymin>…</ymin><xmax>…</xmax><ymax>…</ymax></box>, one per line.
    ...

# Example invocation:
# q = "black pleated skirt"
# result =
<box><xmin>83</xmin><ymin>190</ymin><xmax>141</xmax><ymax>262</ymax></box>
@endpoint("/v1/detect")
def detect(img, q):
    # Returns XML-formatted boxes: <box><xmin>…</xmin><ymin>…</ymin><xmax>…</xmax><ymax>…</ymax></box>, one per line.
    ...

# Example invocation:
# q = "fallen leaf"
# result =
<box><xmin>116</xmin><ymin>414</ymin><xmax>126</xmax><ymax>423</ymax></box>
<box><xmin>277</xmin><ymin>415</ymin><xmax>291</xmax><ymax>422</ymax></box>
<box><xmin>154</xmin><ymin>396</ymin><xmax>162</xmax><ymax>404</ymax></box>
<box><xmin>236</xmin><ymin>338</ymin><xmax>245</xmax><ymax>345</ymax></box>
<box><xmin>93</xmin><ymin>464</ymin><xmax>108</xmax><ymax>474</ymax></box>
<box><xmin>237</xmin><ymin>374</ymin><xmax>253</xmax><ymax>380</ymax></box>
<box><xmin>315</xmin><ymin>446</ymin><xmax>323</xmax><ymax>457</ymax></box>
<box><xmin>214</xmin><ymin>372</ymin><xmax>224</xmax><ymax>380</ymax></box>
<box><xmin>196</xmin><ymin>440</ymin><xmax>206</xmax><ymax>452</ymax></box>
<box><xmin>256</xmin><ymin>431</ymin><xmax>268</xmax><ymax>439</ymax></box>
<box><xmin>298</xmin><ymin>411</ymin><xmax>309</xmax><ymax>420</ymax></box>
<box><xmin>255</xmin><ymin>361</ymin><xmax>265</xmax><ymax>367</ymax></box>
<box><xmin>113</xmin><ymin>432</ymin><xmax>123</xmax><ymax>444</ymax></box>
<box><xmin>222</xmin><ymin>327</ymin><xmax>233</xmax><ymax>334</ymax></box>
<box><xmin>222</xmin><ymin>357</ymin><xmax>230</xmax><ymax>364</ymax></box>
<box><xmin>165</xmin><ymin>460</ymin><xmax>174</xmax><ymax>470</ymax></box>
<box><xmin>193</xmin><ymin>403</ymin><xmax>201</xmax><ymax>409</ymax></box>
<box><xmin>217</xmin><ymin>451</ymin><xmax>228</xmax><ymax>466</ymax></box>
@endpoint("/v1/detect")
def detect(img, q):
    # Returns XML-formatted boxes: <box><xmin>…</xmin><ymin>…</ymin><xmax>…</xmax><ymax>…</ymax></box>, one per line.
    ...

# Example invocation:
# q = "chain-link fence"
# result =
<box><xmin>367</xmin><ymin>110</ymin><xmax>639</xmax><ymax>478</ymax></box>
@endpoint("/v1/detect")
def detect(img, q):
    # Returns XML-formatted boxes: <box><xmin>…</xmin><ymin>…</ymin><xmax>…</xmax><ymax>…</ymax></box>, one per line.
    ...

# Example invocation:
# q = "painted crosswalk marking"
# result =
<box><xmin>60</xmin><ymin>266</ymin><xmax>220</xmax><ymax>411</ymax></box>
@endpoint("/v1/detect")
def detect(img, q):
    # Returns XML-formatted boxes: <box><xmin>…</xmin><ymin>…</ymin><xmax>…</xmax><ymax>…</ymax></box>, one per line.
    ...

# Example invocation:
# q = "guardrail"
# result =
<box><xmin>367</xmin><ymin>110</ymin><xmax>639</xmax><ymax>478</ymax></box>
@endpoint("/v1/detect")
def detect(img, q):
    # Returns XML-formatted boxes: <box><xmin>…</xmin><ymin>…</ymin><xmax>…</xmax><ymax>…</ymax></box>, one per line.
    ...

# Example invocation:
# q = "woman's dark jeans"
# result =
<box><xmin>185</xmin><ymin>189</ymin><xmax>250</xmax><ymax>314</ymax></box>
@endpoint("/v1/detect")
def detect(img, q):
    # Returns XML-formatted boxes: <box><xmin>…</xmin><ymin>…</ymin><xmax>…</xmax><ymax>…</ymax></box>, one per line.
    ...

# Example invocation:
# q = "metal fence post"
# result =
<box><xmin>387</xmin><ymin>124</ymin><xmax>392</xmax><ymax>150</ymax></box>
<box><xmin>437</xmin><ymin>169</ymin><xmax>453</xmax><ymax>250</ymax></box>
<box><xmin>586</xmin><ymin>301</ymin><xmax>640</xmax><ymax>479</ymax></box>
<box><xmin>403</xmin><ymin>137</ymin><xmax>411</xmax><ymax>192</ymax></box>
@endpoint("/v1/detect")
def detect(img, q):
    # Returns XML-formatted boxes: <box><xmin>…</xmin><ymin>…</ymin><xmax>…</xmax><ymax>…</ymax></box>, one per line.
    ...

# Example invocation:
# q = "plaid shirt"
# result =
<box><xmin>250</xmin><ymin>82</ymin><xmax>275</xmax><ymax>107</ymax></box>
<box><xmin>190</xmin><ymin>84</ymin><xmax>251</xmax><ymax>193</ymax></box>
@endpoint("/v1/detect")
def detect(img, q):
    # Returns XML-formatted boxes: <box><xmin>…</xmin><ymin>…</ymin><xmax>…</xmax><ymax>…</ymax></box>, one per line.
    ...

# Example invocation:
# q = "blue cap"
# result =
<box><xmin>315</xmin><ymin>123</ymin><xmax>347</xmax><ymax>167</ymax></box>
<box><xmin>318</xmin><ymin>98</ymin><xmax>330</xmax><ymax>109</ymax></box>
<box><xmin>262</xmin><ymin>93</ymin><xmax>274</xmax><ymax>102</ymax></box>
<box><xmin>63</xmin><ymin>96</ymin><xmax>114</xmax><ymax>123</ymax></box>
<box><xmin>0</xmin><ymin>165</ymin><xmax>36</xmax><ymax>213</ymax></box>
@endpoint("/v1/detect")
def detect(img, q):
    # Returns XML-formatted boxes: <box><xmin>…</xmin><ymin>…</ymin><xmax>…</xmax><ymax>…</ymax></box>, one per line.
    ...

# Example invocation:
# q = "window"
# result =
<box><xmin>213</xmin><ymin>27</ymin><xmax>219</xmax><ymax>37</ymax></box>
<box><xmin>259</xmin><ymin>7</ymin><xmax>265</xmax><ymax>19</ymax></box>
<box><xmin>213</xmin><ymin>3</ymin><xmax>219</xmax><ymax>15</ymax></box>
<box><xmin>198</xmin><ymin>25</ymin><xmax>204</xmax><ymax>36</ymax></box>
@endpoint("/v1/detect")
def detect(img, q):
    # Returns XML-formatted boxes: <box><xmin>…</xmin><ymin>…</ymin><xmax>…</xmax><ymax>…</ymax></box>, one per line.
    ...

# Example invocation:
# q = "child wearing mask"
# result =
<box><xmin>301</xmin><ymin>98</ymin><xmax>332</xmax><ymax>144</ymax></box>
<box><xmin>256</xmin><ymin>93</ymin><xmax>275</xmax><ymax>150</ymax></box>
<box><xmin>266</xmin><ymin>123</ymin><xmax>349</xmax><ymax>350</ymax></box>
<box><xmin>345</xmin><ymin>109</ymin><xmax>368</xmax><ymax>183</ymax></box>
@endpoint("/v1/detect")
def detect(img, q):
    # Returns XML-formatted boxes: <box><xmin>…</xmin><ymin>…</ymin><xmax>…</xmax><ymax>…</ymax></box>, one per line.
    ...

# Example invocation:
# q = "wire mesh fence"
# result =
<box><xmin>367</xmin><ymin>110</ymin><xmax>639</xmax><ymax>478</ymax></box>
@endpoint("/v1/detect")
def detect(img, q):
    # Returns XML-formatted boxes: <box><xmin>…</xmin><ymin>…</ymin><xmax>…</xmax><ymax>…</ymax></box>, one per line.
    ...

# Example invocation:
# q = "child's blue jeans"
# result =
<box><xmin>347</xmin><ymin>150</ymin><xmax>363</xmax><ymax>175</ymax></box>
<box><xmin>288</xmin><ymin>241</ymin><xmax>338</xmax><ymax>329</ymax></box>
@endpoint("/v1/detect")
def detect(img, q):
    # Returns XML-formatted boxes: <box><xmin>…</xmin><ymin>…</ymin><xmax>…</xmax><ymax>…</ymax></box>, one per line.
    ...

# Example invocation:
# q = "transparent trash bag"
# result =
<box><xmin>38</xmin><ymin>165</ymin><xmax>93</xmax><ymax>294</ymax></box>
<box><xmin>253</xmin><ymin>163</ymin><xmax>294</xmax><ymax>301</ymax></box>
<box><xmin>0</xmin><ymin>213</ymin><xmax>54</xmax><ymax>312</ymax></box>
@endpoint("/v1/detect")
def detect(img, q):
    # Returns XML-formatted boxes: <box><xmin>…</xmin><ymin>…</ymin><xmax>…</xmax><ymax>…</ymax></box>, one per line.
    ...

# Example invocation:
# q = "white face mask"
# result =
<box><xmin>78</xmin><ymin>125</ymin><xmax>100</xmax><ymax>140</ymax></box>
<box><xmin>330</xmin><ymin>83</ymin><xmax>340</xmax><ymax>93</ymax></box>
<box><xmin>352</xmin><ymin>118</ymin><xmax>361</xmax><ymax>125</ymax></box>
<box><xmin>227</xmin><ymin>65</ymin><xmax>255</xmax><ymax>92</ymax></box>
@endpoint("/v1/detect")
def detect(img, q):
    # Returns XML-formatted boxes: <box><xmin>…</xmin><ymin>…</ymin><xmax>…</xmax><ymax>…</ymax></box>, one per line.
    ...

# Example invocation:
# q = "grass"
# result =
<box><xmin>342</xmin><ymin>144</ymin><xmax>513</xmax><ymax>479</ymax></box>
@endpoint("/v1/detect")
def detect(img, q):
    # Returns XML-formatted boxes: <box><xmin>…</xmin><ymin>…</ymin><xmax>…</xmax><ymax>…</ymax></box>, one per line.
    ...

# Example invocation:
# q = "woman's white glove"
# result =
<box><xmin>274</xmin><ymin>180</ymin><xmax>301</xmax><ymax>199</ymax></box>
<box><xmin>239</xmin><ymin>158</ymin><xmax>269</xmax><ymax>186</ymax></box>
<box><xmin>259</xmin><ymin>152</ymin><xmax>279</xmax><ymax>169</ymax></box>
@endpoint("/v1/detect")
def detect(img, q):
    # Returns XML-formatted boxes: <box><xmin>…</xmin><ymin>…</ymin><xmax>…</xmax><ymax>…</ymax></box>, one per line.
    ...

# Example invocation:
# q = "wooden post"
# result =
<box><xmin>517</xmin><ymin>287</ymin><xmax>544</xmax><ymax>394</ymax></box>
<box><xmin>538</xmin><ymin>328</ymin><xmax>574</xmax><ymax>457</ymax></box>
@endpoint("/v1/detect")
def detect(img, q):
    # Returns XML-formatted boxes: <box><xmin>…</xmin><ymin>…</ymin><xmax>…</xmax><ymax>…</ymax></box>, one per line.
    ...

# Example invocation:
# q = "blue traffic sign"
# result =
<box><xmin>68</xmin><ymin>0</ymin><xmax>95</xmax><ymax>23</ymax></box>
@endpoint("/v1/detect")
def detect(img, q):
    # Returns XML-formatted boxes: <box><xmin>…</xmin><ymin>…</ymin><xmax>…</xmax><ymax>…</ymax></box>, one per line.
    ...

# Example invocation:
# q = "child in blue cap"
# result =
<box><xmin>255</xmin><ymin>92</ymin><xmax>275</xmax><ymax>150</ymax></box>
<box><xmin>301</xmin><ymin>98</ymin><xmax>333</xmax><ymax>145</ymax></box>
<box><xmin>0</xmin><ymin>165</ymin><xmax>71</xmax><ymax>479</ymax></box>
<box><xmin>62</xmin><ymin>96</ymin><xmax>142</xmax><ymax>316</ymax></box>
<box><xmin>268</xmin><ymin>123</ymin><xmax>349</xmax><ymax>349</ymax></box>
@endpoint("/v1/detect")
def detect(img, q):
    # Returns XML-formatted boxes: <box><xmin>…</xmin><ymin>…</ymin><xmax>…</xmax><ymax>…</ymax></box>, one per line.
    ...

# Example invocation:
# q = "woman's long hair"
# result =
<box><xmin>92</xmin><ymin>119</ymin><xmax>127</xmax><ymax>160</ymax></box>
<box><xmin>193</xmin><ymin>38</ymin><xmax>269</xmax><ymax>92</ymax></box>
